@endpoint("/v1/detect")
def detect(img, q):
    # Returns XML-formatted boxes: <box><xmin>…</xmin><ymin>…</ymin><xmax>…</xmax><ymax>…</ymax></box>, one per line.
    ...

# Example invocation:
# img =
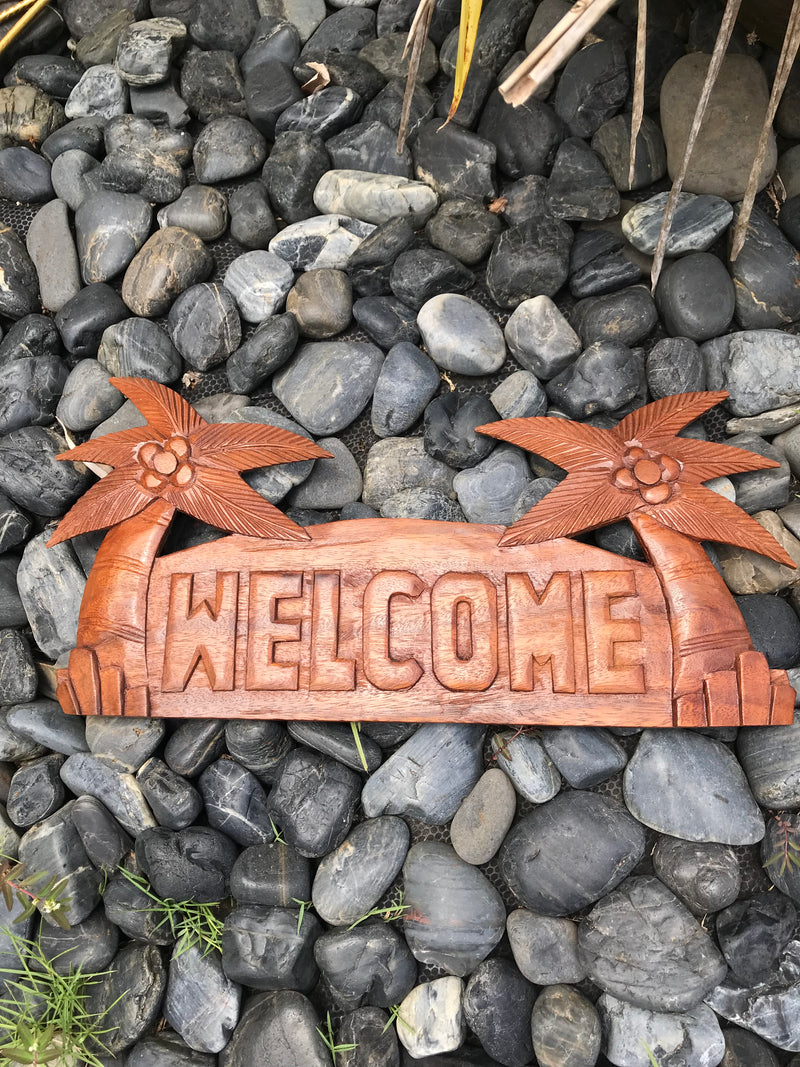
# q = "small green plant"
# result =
<box><xmin>268</xmin><ymin>816</ymin><xmax>286</xmax><ymax>844</ymax></box>
<box><xmin>382</xmin><ymin>1003</ymin><xmax>414</xmax><ymax>1036</ymax></box>
<box><xmin>292</xmin><ymin>899</ymin><xmax>313</xmax><ymax>934</ymax></box>
<box><xmin>0</xmin><ymin>858</ymin><xmax>71</xmax><ymax>931</ymax></box>
<box><xmin>763</xmin><ymin>814</ymin><xmax>800</xmax><ymax>877</ymax></box>
<box><xmin>316</xmin><ymin>1011</ymin><xmax>356</xmax><ymax>1064</ymax></box>
<box><xmin>641</xmin><ymin>1041</ymin><xmax>661</xmax><ymax>1067</ymax></box>
<box><xmin>350</xmin><ymin>722</ymin><xmax>369</xmax><ymax>772</ymax></box>
<box><xmin>114</xmin><ymin>868</ymin><xmax>224</xmax><ymax>957</ymax></box>
<box><xmin>0</xmin><ymin>929</ymin><xmax>121</xmax><ymax>1066</ymax></box>
<box><xmin>348</xmin><ymin>891</ymin><xmax>410</xmax><ymax>930</ymax></box>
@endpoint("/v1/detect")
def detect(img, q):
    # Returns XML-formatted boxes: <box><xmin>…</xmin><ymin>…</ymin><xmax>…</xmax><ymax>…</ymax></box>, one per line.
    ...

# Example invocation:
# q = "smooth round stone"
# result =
<box><xmin>545</xmin><ymin>339</ymin><xmax>644</xmax><ymax>420</ymax></box>
<box><xmin>162</xmin><ymin>720</ymin><xmax>226</xmax><ymax>778</ymax></box>
<box><xmin>7</xmin><ymin>754</ymin><xmax>64</xmax><ymax>827</ymax></box>
<box><xmin>539</xmin><ymin>726</ymin><xmax>627</xmax><ymax>788</ymax></box>
<box><xmin>504</xmin><ymin>294</ymin><xmax>581</xmax><ymax>379</ymax></box>
<box><xmin>0</xmin><ymin>353</ymin><xmax>68</xmax><ymax>434</ymax></box>
<box><xmin>487</xmin><ymin>215</ymin><xmax>573</xmax><ymax>309</ymax></box>
<box><xmin>403</xmin><ymin>840</ymin><xmax>504</xmax><ymax>976</ymax></box>
<box><xmin>122</xmin><ymin>227</ymin><xmax>213</xmax><ymax>317</ymax></box>
<box><xmin>165</xmin><ymin>943</ymin><xmax>241</xmax><ymax>1054</ymax></box>
<box><xmin>157</xmin><ymin>184</ymin><xmax>228</xmax><ymax>241</ymax></box>
<box><xmin>85</xmin><ymin>942</ymin><xmax>167</xmax><ymax>1055</ymax></box>
<box><xmin>262</xmin><ymin>130</ymin><xmax>331</xmax><ymax>224</ymax></box>
<box><xmin>40</xmin><ymin>116</ymin><xmax>104</xmax><ymax>162</ymax></box>
<box><xmin>180</xmin><ymin>49</ymin><xmax>245</xmax><ymax>123</ymax></box>
<box><xmin>417</xmin><ymin>294</ymin><xmax>505</xmax><ymax>375</ymax></box>
<box><xmin>579</xmin><ymin>875</ymin><xmax>727</xmax><ymax>1012</ymax></box>
<box><xmin>546</xmin><ymin>136</ymin><xmax>619</xmax><ymax>221</ymax></box>
<box><xmin>269</xmin><ymin>213</ymin><xmax>375</xmax><ymax>270</ymax></box>
<box><xmin>115</xmin><ymin>17</ymin><xmax>187</xmax><ymax>85</ymax></box>
<box><xmin>226</xmin><ymin>313</ymin><xmax>298</xmax><ymax>393</ymax></box>
<box><xmin>389</xmin><ymin>248</ymin><xmax>473</xmax><ymax>309</ymax></box>
<box><xmin>301</xmin><ymin>4</ymin><xmax>375</xmax><ymax>53</ymax></box>
<box><xmin>276</xmin><ymin>86</ymin><xmax>363</xmax><ymax>139</ymax></box>
<box><xmin>287</xmin><ymin>437</ymin><xmax>362</xmax><ymax>509</ymax></box>
<box><xmin>70</xmin><ymin>795</ymin><xmax>131</xmax><ymax>873</ymax></box>
<box><xmin>222</xmin><ymin>904</ymin><xmax>321</xmax><ymax>990</ymax></box>
<box><xmin>39</xmin><ymin>907</ymin><xmax>118</xmax><ymax>976</ymax></box>
<box><xmin>311</xmin><ymin>815</ymin><xmax>409</xmax><ymax>925</ymax></box>
<box><xmin>660</xmin><ymin>54</ymin><xmax>775</xmax><ymax>201</ymax></box>
<box><xmin>285</xmin><ymin>267</ymin><xmax>352</xmax><ymax>337</ymax></box>
<box><xmin>314</xmin><ymin>169</ymin><xmax>437</xmax><ymax>226</ymax></box>
<box><xmin>230</xmin><ymin>840</ymin><xmax>311</xmax><ymax>907</ymax></box>
<box><xmin>60</xmin><ymin>753</ymin><xmax>156</xmax><ymax>836</ymax></box>
<box><xmin>425</xmin><ymin>196</ymin><xmax>501</xmax><ymax>265</ymax></box>
<box><xmin>198</xmin><ymin>758</ymin><xmax>272</xmax><ymax>846</ymax></box>
<box><xmin>371</xmin><ymin>342</ymin><xmax>439</xmax><ymax>437</ymax></box>
<box><xmin>228</xmin><ymin>180</ymin><xmax>277</xmax><ymax>250</ymax></box>
<box><xmin>54</xmin><ymin>283</ymin><xmax>129</xmax><ymax>359</ymax></box>
<box><xmin>362</xmin><ymin>436</ymin><xmax>454</xmax><ymax>509</ymax></box>
<box><xmin>501</xmin><ymin>791</ymin><xmax>645</xmax><ymax>916</ymax></box>
<box><xmin>396</xmin><ymin>976</ymin><xmax>466</xmax><ymax>1059</ymax></box>
<box><xmin>85</xmin><ymin>716</ymin><xmax>164</xmax><ymax>771</ymax></box>
<box><xmin>5</xmin><ymin>53</ymin><xmax>81</xmax><ymax>101</ymax></box>
<box><xmin>464</xmin><ymin>958</ymin><xmax>535</xmax><ymax>1066</ymax></box>
<box><xmin>622</xmin><ymin>191</ymin><xmax>733</xmax><ymax>255</ymax></box>
<box><xmin>362</xmin><ymin>724</ymin><xmax>484</xmax><ymax>824</ymax></box>
<box><xmin>717</xmin><ymin>892</ymin><xmax>797</xmax><ymax>987</ymax></box>
<box><xmin>65</xmin><ymin>64</ymin><xmax>128</xmax><ymax>120</ymax></box>
<box><xmin>423</xmin><ymin>391</ymin><xmax>496</xmax><ymax>469</ymax></box>
<box><xmin>491</xmin><ymin>730</ymin><xmax>561</xmax><ymax>803</ymax></box>
<box><xmin>453</xmin><ymin>444</ymin><xmax>531</xmax><ymax>525</ymax></box>
<box><xmin>75</xmin><ymin>190</ymin><xmax>152</xmax><ymax>284</ymax></box>
<box><xmin>242</xmin><ymin>15</ymin><xmax>301</xmax><ymax>71</ymax></box>
<box><xmin>0</xmin><ymin>145</ymin><xmax>52</xmax><ymax>201</ymax></box>
<box><xmin>553</xmin><ymin>37</ymin><xmax>628</xmax><ymax>137</ymax></box>
<box><xmin>136</xmin><ymin>757</ymin><xmax>202</xmax><ymax>830</ymax></box>
<box><xmin>50</xmin><ymin>148</ymin><xmax>99</xmax><ymax>211</ymax></box>
<box><xmin>25</xmin><ymin>198</ymin><xmax>80</xmax><ymax>313</ymax></box>
<box><xmin>646</xmin><ymin>336</ymin><xmax>705</xmax><ymax>399</ymax></box>
<box><xmin>327</xmin><ymin>118</ymin><xmax>412</xmax><ymax>178</ymax></box>
<box><xmin>490</xmin><ymin>370</ymin><xmax>547</xmax><ymax>420</ymax></box>
<box><xmin>273</xmin><ymin>340</ymin><xmax>384</xmax><ymax>435</ymax></box>
<box><xmin>380</xmin><ymin>486</ymin><xmax>464</xmax><ymax>521</ymax></box>
<box><xmin>729</xmin><ymin>203</ymin><xmax>800</xmax><ymax>330</ymax></box>
<box><xmin>129</xmin><ymin>1034</ymin><xmax>216</xmax><ymax>1066</ymax></box>
<box><xmin>738</xmin><ymin>718</ymin><xmax>800</xmax><ymax>810</ymax></box>
<box><xmin>136</xmin><ymin>825</ymin><xmax>238</xmax><ymax>902</ymax></box>
<box><xmin>570</xmin><ymin>285</ymin><xmax>657</xmax><ymax>348</ymax></box>
<box><xmin>55</xmin><ymin>358</ymin><xmax>124</xmax><ymax>433</ymax></box>
<box><xmin>0</xmin><ymin>226</ymin><xmax>39</xmax><ymax>320</ymax></box>
<box><xmin>450</xmin><ymin>767</ymin><xmax>515</xmax><ymax>866</ymax></box>
<box><xmin>189</xmin><ymin>0</ymin><xmax>260</xmax><ymax>54</ymax></box>
<box><xmin>167</xmin><ymin>282</ymin><xmax>241</xmax><ymax>370</ymax></box>
<box><xmin>736</xmin><ymin>593</ymin><xmax>800</xmax><ymax>668</ymax></box>
<box><xmin>507</xmin><ymin>909</ymin><xmax>586</xmax><ymax>985</ymax></box>
<box><xmin>244</xmin><ymin>59</ymin><xmax>302</xmax><ymax>140</ymax></box>
<box><xmin>352</xmin><ymin>294</ymin><xmax>419</xmax><ymax>347</ymax></box>
<box><xmin>623</xmin><ymin>728</ymin><xmax>764</xmax><ymax>845</ymax></box>
<box><xmin>532</xmin><ymin>985</ymin><xmax>601</xmax><ymax>1067</ymax></box>
<box><xmin>5</xmin><ymin>699</ymin><xmax>86</xmax><ymax>756</ymax></box>
<box><xmin>315</xmin><ymin>924</ymin><xmax>417</xmax><ymax>1010</ymax></box>
<box><xmin>591</xmin><ymin>112</ymin><xmax>667</xmax><ymax>192</ymax></box>
<box><xmin>655</xmin><ymin>252</ymin><xmax>735</xmax><ymax>342</ymax></box>
<box><xmin>0</xmin><ymin>704</ymin><xmax>43</xmax><ymax>762</ymax></box>
<box><xmin>216</xmin><ymin>988</ymin><xmax>329</xmax><ymax>1067</ymax></box>
<box><xmin>225</xmin><ymin>408</ymin><xmax>316</xmax><ymax>504</ymax></box>
<box><xmin>193</xmin><ymin>115</ymin><xmax>267</xmax><ymax>182</ymax></box>
<box><xmin>98</xmin><ymin>317</ymin><xmax>181</xmax><ymax>382</ymax></box>
<box><xmin>226</xmin><ymin>245</ymin><xmax>294</xmax><ymax>320</ymax></box>
<box><xmin>267</xmin><ymin>747</ymin><xmax>361</xmax><ymax>858</ymax></box>
<box><xmin>652</xmin><ymin>837</ymin><xmax>741</xmax><ymax>915</ymax></box>
<box><xmin>599</xmin><ymin>995</ymin><xmax>724</xmax><ymax>1067</ymax></box>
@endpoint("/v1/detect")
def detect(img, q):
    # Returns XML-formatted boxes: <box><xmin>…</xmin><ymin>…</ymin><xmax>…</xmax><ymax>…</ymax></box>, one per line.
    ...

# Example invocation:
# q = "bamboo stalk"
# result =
<box><xmin>0</xmin><ymin>0</ymin><xmax>38</xmax><ymax>27</ymax></box>
<box><xmin>628</xmin><ymin>0</ymin><xmax>647</xmax><ymax>189</ymax></box>
<box><xmin>729</xmin><ymin>0</ymin><xmax>800</xmax><ymax>260</ymax></box>
<box><xmin>0</xmin><ymin>0</ymin><xmax>49</xmax><ymax>54</ymax></box>
<box><xmin>650</xmin><ymin>0</ymin><xmax>742</xmax><ymax>289</ymax></box>
<box><xmin>498</xmin><ymin>0</ymin><xmax>618</xmax><ymax>107</ymax></box>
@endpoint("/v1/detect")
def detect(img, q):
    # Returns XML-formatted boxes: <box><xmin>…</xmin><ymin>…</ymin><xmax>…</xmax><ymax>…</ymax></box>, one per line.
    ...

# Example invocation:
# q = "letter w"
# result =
<box><xmin>162</xmin><ymin>572</ymin><xmax>239</xmax><ymax>692</ymax></box>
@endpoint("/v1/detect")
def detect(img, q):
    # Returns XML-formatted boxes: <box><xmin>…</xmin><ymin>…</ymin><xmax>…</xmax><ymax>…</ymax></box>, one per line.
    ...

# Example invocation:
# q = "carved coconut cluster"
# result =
<box><xmin>611</xmin><ymin>444</ymin><xmax>682</xmax><ymax>504</ymax></box>
<box><xmin>138</xmin><ymin>436</ymin><xmax>195</xmax><ymax>492</ymax></box>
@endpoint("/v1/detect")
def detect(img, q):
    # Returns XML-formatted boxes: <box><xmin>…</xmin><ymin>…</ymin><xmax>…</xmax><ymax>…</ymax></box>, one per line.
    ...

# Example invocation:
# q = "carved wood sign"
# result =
<box><xmin>49</xmin><ymin>379</ymin><xmax>797</xmax><ymax>728</ymax></box>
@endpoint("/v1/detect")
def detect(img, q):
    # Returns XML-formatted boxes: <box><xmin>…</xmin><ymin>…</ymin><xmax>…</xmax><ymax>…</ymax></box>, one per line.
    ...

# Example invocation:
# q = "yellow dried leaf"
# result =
<box><xmin>445</xmin><ymin>0</ymin><xmax>482</xmax><ymax>125</ymax></box>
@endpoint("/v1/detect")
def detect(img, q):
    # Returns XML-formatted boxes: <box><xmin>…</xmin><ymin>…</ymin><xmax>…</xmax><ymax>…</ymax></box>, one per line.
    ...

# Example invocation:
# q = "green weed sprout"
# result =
<box><xmin>348</xmin><ymin>891</ymin><xmax>410</xmax><ymax>929</ymax></box>
<box><xmin>350</xmin><ymin>723</ymin><xmax>369</xmax><ymax>772</ymax></box>
<box><xmin>642</xmin><ymin>1041</ymin><xmax>661</xmax><ymax>1066</ymax></box>
<box><xmin>114</xmin><ymin>867</ymin><xmax>224</xmax><ymax>957</ymax></box>
<box><xmin>316</xmin><ymin>1011</ymin><xmax>357</xmax><ymax>1064</ymax></box>
<box><xmin>382</xmin><ymin>1003</ymin><xmax>414</xmax><ymax>1036</ymax></box>
<box><xmin>0</xmin><ymin>930</ymin><xmax>121</xmax><ymax>1066</ymax></box>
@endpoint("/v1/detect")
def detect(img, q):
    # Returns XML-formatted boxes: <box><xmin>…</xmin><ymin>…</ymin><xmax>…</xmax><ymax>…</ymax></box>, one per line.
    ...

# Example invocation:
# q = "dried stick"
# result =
<box><xmin>499</xmin><ymin>0</ymin><xmax>618</xmax><ymax>107</ymax></box>
<box><xmin>0</xmin><ymin>0</ymin><xmax>48</xmax><ymax>52</ymax></box>
<box><xmin>650</xmin><ymin>0</ymin><xmax>742</xmax><ymax>289</ymax></box>
<box><xmin>730</xmin><ymin>0</ymin><xmax>800</xmax><ymax>260</ymax></box>
<box><xmin>628</xmin><ymin>0</ymin><xmax>647</xmax><ymax>189</ymax></box>
<box><xmin>397</xmin><ymin>0</ymin><xmax>435</xmax><ymax>153</ymax></box>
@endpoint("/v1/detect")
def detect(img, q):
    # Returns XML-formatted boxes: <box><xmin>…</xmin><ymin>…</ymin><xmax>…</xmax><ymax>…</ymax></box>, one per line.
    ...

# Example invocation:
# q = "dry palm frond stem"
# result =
<box><xmin>397</xmin><ymin>0</ymin><xmax>436</xmax><ymax>152</ymax></box>
<box><xmin>0</xmin><ymin>0</ymin><xmax>49</xmax><ymax>55</ymax></box>
<box><xmin>628</xmin><ymin>0</ymin><xmax>647</xmax><ymax>188</ymax></box>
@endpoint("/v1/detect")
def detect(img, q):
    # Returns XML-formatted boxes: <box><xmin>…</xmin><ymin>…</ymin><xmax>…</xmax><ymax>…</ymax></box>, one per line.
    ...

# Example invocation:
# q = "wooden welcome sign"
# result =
<box><xmin>48</xmin><ymin>379</ymin><xmax>796</xmax><ymax>728</ymax></box>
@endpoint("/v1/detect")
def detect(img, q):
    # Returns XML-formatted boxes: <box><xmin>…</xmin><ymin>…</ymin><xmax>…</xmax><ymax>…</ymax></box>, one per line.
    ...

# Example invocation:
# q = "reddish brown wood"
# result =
<box><xmin>50</xmin><ymin>380</ymin><xmax>798</xmax><ymax>727</ymax></box>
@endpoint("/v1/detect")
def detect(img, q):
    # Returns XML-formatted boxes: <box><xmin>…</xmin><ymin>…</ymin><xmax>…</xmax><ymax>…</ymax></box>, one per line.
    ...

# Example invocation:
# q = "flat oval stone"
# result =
<box><xmin>76</xmin><ymin>191</ymin><xmax>153</xmax><ymax>284</ymax></box>
<box><xmin>198</xmin><ymin>757</ymin><xmax>273</xmax><ymax>846</ymax></box>
<box><xmin>71</xmin><ymin>795</ymin><xmax>132</xmax><ymax>872</ymax></box>
<box><xmin>222</xmin><ymin>904</ymin><xmax>322</xmax><ymax>990</ymax></box>
<box><xmin>500</xmin><ymin>791</ymin><xmax>646</xmax><ymax>916</ymax></box>
<box><xmin>578</xmin><ymin>875</ymin><xmax>728</xmax><ymax>1012</ymax></box>
<box><xmin>230</xmin><ymin>840</ymin><xmax>311</xmax><ymax>907</ymax></box>
<box><xmin>599</xmin><ymin>994</ymin><xmax>724</xmax><ymax>1067</ymax></box>
<box><xmin>314</xmin><ymin>924</ymin><xmax>417</xmax><ymax>1010</ymax></box>
<box><xmin>165</xmin><ymin>944</ymin><xmax>241</xmax><ymax>1054</ymax></box>
<box><xmin>137</xmin><ymin>757</ymin><xmax>202</xmax><ymax>830</ymax></box>
<box><xmin>539</xmin><ymin>726</ymin><xmax>627</xmax><ymax>788</ymax></box>
<box><xmin>276</xmin><ymin>86</ymin><xmax>363</xmax><ymax>139</ymax></box>
<box><xmin>227</xmin><ymin>312</ymin><xmax>298</xmax><ymax>393</ymax></box>
<box><xmin>464</xmin><ymin>958</ymin><xmax>536</xmax><ymax>1067</ymax></box>
<box><xmin>491</xmin><ymin>730</ymin><xmax>561</xmax><ymax>802</ymax></box>
<box><xmin>507</xmin><ymin>909</ymin><xmax>587</xmax><ymax>985</ymax></box>
<box><xmin>85</xmin><ymin>942</ymin><xmax>167</xmax><ymax>1054</ymax></box>
<box><xmin>229</xmin><ymin>180</ymin><xmax>277</xmax><ymax>249</ymax></box>
<box><xmin>417</xmin><ymin>293</ymin><xmax>506</xmax><ymax>374</ymax></box>
<box><xmin>622</xmin><ymin>190</ymin><xmax>733</xmax><ymax>255</ymax></box>
<box><xmin>220</xmin><ymin>989</ymin><xmax>330</xmax><ymax>1067</ymax></box>
<box><xmin>168</xmin><ymin>282</ymin><xmax>241</xmax><ymax>370</ymax></box>
<box><xmin>450</xmin><ymin>767</ymin><xmax>516</xmax><ymax>866</ymax></box>
<box><xmin>56</xmin><ymin>358</ymin><xmax>124</xmax><ymax>433</ymax></box>
<box><xmin>362</xmin><ymin>724</ymin><xmax>484</xmax><ymax>824</ymax></box>
<box><xmin>39</xmin><ymin>907</ymin><xmax>118</xmax><ymax>976</ymax></box>
<box><xmin>362</xmin><ymin>436</ymin><xmax>455</xmax><ymax>509</ymax></box>
<box><xmin>273</xmin><ymin>340</ymin><xmax>384</xmax><ymax>434</ymax></box>
<box><xmin>267</xmin><ymin>747</ymin><xmax>361</xmax><ymax>858</ymax></box>
<box><xmin>623</xmin><ymin>728</ymin><xmax>765</xmax><ymax>845</ymax></box>
<box><xmin>285</xmin><ymin>267</ymin><xmax>352</xmax><ymax>338</ymax></box>
<box><xmin>158</xmin><ymin>184</ymin><xmax>229</xmax><ymax>241</ymax></box>
<box><xmin>403</xmin><ymin>841</ymin><xmax>505</xmax><ymax>976</ymax></box>
<box><xmin>532</xmin><ymin>985</ymin><xmax>601</xmax><ymax>1067</ymax></box>
<box><xmin>453</xmin><ymin>444</ymin><xmax>531</xmax><ymax>525</ymax></box>
<box><xmin>19</xmin><ymin>801</ymin><xmax>102</xmax><ymax>926</ymax></box>
<box><xmin>396</xmin><ymin>976</ymin><xmax>466</xmax><ymax>1060</ymax></box>
<box><xmin>263</xmin><ymin>130</ymin><xmax>331</xmax><ymax>223</ymax></box>
<box><xmin>314</xmin><ymin>169</ymin><xmax>437</xmax><ymax>226</ymax></box>
<box><xmin>224</xmin><ymin>250</ymin><xmax>295</xmax><ymax>322</ymax></box>
<box><xmin>98</xmin><ymin>317</ymin><xmax>181</xmax><ymax>382</ymax></box>
<box><xmin>193</xmin><ymin>115</ymin><xmax>267</xmax><ymax>182</ymax></box>
<box><xmin>738</xmin><ymin>719</ymin><xmax>800</xmax><ymax>810</ymax></box>
<box><xmin>371</xmin><ymin>341</ymin><xmax>439</xmax><ymax>437</ymax></box>
<box><xmin>655</xmin><ymin>252</ymin><xmax>735</xmax><ymax>342</ymax></box>
<box><xmin>312</xmin><ymin>815</ymin><xmax>409</xmax><ymax>925</ymax></box>
<box><xmin>60</xmin><ymin>753</ymin><xmax>157</xmax><ymax>836</ymax></box>
<box><xmin>7</xmin><ymin>753</ymin><xmax>65</xmax><ymax>827</ymax></box>
<box><xmin>0</xmin><ymin>145</ymin><xmax>52</xmax><ymax>201</ymax></box>
<box><xmin>269</xmin><ymin>213</ymin><xmax>376</xmax><ymax>270</ymax></box>
<box><xmin>286</xmin><ymin>719</ymin><xmax>378</xmax><ymax>770</ymax></box>
<box><xmin>5</xmin><ymin>699</ymin><xmax>87</xmax><ymax>756</ymax></box>
<box><xmin>136</xmin><ymin>825</ymin><xmax>238</xmax><ymax>901</ymax></box>
<box><xmin>652</xmin><ymin>837</ymin><xmax>741</xmax><ymax>915</ymax></box>
<box><xmin>122</xmin><ymin>227</ymin><xmax>213</xmax><ymax>317</ymax></box>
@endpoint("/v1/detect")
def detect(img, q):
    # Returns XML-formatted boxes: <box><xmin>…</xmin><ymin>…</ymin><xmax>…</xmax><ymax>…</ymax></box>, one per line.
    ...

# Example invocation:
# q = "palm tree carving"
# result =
<box><xmin>50</xmin><ymin>377</ymin><xmax>329</xmax><ymax>718</ymax></box>
<box><xmin>478</xmin><ymin>391</ymin><xmax>797</xmax><ymax>726</ymax></box>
